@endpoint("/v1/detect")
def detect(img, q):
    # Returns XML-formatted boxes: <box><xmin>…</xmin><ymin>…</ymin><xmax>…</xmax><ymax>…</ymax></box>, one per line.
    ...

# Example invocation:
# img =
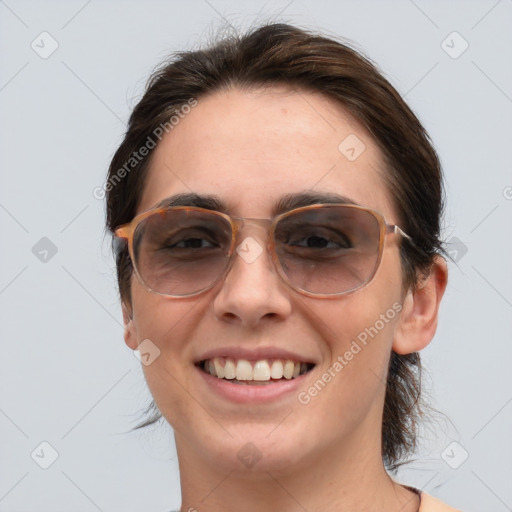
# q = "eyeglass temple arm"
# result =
<box><xmin>113</xmin><ymin>227</ymin><xmax>130</xmax><ymax>256</ymax></box>
<box><xmin>391</xmin><ymin>225</ymin><xmax>412</xmax><ymax>241</ymax></box>
<box><xmin>388</xmin><ymin>222</ymin><xmax>432</xmax><ymax>259</ymax></box>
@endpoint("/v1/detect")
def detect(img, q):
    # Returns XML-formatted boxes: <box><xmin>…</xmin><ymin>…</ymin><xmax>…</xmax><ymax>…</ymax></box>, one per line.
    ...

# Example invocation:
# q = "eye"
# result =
<box><xmin>171</xmin><ymin>236</ymin><xmax>216</xmax><ymax>249</ymax></box>
<box><xmin>156</xmin><ymin>227</ymin><xmax>224</xmax><ymax>252</ymax></box>
<box><xmin>292</xmin><ymin>234</ymin><xmax>347</xmax><ymax>249</ymax></box>
<box><xmin>285</xmin><ymin>228</ymin><xmax>353</xmax><ymax>250</ymax></box>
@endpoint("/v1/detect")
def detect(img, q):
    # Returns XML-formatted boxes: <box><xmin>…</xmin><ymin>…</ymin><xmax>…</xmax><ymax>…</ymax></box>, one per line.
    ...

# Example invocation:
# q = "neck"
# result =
<box><xmin>176</xmin><ymin>430</ymin><xmax>419</xmax><ymax>512</ymax></box>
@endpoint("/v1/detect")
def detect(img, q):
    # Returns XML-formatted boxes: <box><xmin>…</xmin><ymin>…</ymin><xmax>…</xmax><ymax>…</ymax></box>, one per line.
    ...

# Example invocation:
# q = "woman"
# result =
<box><xmin>106</xmin><ymin>23</ymin><xmax>459</xmax><ymax>511</ymax></box>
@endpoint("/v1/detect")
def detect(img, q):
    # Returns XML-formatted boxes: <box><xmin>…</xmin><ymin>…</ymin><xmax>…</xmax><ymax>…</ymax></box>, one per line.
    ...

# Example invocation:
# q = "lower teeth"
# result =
<box><xmin>229</xmin><ymin>379</ymin><xmax>282</xmax><ymax>385</ymax></box>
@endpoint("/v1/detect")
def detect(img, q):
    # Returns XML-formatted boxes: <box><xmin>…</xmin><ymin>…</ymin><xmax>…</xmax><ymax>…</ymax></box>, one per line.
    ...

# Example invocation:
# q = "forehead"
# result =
<box><xmin>139</xmin><ymin>86</ymin><xmax>395</xmax><ymax>220</ymax></box>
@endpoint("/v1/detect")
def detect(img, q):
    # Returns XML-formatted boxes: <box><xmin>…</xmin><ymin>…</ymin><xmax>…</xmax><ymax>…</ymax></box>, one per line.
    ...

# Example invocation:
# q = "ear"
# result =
<box><xmin>393</xmin><ymin>255</ymin><xmax>448</xmax><ymax>354</ymax></box>
<box><xmin>122</xmin><ymin>302</ymin><xmax>139</xmax><ymax>350</ymax></box>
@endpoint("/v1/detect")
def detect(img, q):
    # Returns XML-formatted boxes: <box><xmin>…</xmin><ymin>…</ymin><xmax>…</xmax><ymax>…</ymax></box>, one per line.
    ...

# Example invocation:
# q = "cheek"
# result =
<box><xmin>296</xmin><ymin>264</ymin><xmax>404</xmax><ymax>420</ymax></box>
<box><xmin>308</xmin><ymin>284</ymin><xmax>402</xmax><ymax>363</ymax></box>
<box><xmin>130</xmin><ymin>278</ymin><xmax>202</xmax><ymax>348</ymax></box>
<box><xmin>294</xmin><ymin>302</ymin><xmax>401</xmax><ymax>445</ymax></box>
<box><xmin>129</xmin><ymin>284</ymin><xmax>208</xmax><ymax>420</ymax></box>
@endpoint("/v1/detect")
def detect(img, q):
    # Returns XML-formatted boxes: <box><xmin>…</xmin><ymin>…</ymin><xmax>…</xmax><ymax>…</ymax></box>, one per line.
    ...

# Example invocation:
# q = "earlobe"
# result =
<box><xmin>122</xmin><ymin>302</ymin><xmax>138</xmax><ymax>350</ymax></box>
<box><xmin>392</xmin><ymin>256</ymin><xmax>448</xmax><ymax>355</ymax></box>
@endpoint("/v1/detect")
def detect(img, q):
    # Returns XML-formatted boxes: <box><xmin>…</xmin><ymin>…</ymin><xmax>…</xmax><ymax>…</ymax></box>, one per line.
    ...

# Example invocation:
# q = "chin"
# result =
<box><xmin>191</xmin><ymin>421</ymin><xmax>319</xmax><ymax>474</ymax></box>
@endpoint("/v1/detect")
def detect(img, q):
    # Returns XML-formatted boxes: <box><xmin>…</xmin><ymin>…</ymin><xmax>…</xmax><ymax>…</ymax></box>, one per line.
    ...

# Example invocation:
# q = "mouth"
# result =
<box><xmin>196</xmin><ymin>357</ymin><xmax>315</xmax><ymax>385</ymax></box>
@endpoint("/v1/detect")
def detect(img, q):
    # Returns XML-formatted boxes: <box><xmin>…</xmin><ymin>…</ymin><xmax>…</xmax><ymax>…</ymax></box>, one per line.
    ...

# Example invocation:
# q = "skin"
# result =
<box><xmin>122</xmin><ymin>86</ymin><xmax>448</xmax><ymax>512</ymax></box>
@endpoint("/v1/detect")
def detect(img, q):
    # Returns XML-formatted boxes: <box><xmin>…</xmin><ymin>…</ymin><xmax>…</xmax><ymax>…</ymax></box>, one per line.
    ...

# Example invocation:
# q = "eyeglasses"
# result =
<box><xmin>114</xmin><ymin>203</ymin><xmax>413</xmax><ymax>298</ymax></box>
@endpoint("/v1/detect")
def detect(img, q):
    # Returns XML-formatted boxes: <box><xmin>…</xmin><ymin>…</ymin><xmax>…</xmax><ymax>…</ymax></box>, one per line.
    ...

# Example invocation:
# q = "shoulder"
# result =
<box><xmin>420</xmin><ymin>491</ymin><xmax>462</xmax><ymax>511</ymax></box>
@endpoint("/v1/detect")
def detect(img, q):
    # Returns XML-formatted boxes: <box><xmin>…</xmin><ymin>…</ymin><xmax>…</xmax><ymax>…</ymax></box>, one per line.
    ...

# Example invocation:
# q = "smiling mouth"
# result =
<box><xmin>197</xmin><ymin>357</ymin><xmax>315</xmax><ymax>385</ymax></box>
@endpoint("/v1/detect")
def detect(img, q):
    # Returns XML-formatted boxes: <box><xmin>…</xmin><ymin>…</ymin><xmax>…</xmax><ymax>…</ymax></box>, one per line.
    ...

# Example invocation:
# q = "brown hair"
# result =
<box><xmin>106</xmin><ymin>23</ymin><xmax>445</xmax><ymax>471</ymax></box>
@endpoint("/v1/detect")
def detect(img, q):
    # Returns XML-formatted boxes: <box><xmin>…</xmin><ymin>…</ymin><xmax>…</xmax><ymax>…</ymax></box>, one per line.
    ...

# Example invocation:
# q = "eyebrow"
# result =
<box><xmin>153</xmin><ymin>191</ymin><xmax>359</xmax><ymax>216</ymax></box>
<box><xmin>273</xmin><ymin>192</ymin><xmax>359</xmax><ymax>215</ymax></box>
<box><xmin>154</xmin><ymin>193</ymin><xmax>226</xmax><ymax>211</ymax></box>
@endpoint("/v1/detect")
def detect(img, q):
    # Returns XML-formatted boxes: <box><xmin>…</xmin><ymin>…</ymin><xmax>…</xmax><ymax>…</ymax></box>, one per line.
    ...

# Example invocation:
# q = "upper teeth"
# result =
<box><xmin>203</xmin><ymin>358</ymin><xmax>309</xmax><ymax>381</ymax></box>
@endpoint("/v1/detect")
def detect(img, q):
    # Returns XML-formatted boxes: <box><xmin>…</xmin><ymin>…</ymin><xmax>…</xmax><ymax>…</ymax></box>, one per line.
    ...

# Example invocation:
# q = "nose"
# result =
<box><xmin>212</xmin><ymin>228</ymin><xmax>293</xmax><ymax>328</ymax></box>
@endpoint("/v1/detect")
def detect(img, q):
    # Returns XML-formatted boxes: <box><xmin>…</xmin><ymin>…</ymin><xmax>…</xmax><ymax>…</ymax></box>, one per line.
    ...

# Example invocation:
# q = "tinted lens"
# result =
<box><xmin>274</xmin><ymin>206</ymin><xmax>382</xmax><ymax>295</ymax></box>
<box><xmin>133</xmin><ymin>209</ymin><xmax>232</xmax><ymax>296</ymax></box>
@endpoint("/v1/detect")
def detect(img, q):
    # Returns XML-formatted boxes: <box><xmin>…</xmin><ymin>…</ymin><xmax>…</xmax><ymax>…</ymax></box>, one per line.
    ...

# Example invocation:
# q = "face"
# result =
<box><xmin>124</xmin><ymin>86</ymin><xmax>409</xmax><ymax>474</ymax></box>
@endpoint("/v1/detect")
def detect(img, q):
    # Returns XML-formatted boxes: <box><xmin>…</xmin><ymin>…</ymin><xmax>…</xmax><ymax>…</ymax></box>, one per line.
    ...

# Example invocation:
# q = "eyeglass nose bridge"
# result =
<box><xmin>226</xmin><ymin>216</ymin><xmax>282</xmax><ymax>278</ymax></box>
<box><xmin>230</xmin><ymin>216</ymin><xmax>274</xmax><ymax>245</ymax></box>
<box><xmin>232</xmin><ymin>216</ymin><xmax>273</xmax><ymax>229</ymax></box>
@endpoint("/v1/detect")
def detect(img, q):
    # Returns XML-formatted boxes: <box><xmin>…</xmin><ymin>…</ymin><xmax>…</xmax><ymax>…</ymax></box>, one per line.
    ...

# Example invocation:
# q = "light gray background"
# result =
<box><xmin>1</xmin><ymin>1</ymin><xmax>511</xmax><ymax>511</ymax></box>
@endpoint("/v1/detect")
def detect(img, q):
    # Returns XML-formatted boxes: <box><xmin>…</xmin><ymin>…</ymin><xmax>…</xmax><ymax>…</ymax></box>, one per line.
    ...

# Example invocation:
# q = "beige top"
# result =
<box><xmin>170</xmin><ymin>493</ymin><xmax>462</xmax><ymax>512</ymax></box>
<box><xmin>419</xmin><ymin>491</ymin><xmax>461</xmax><ymax>511</ymax></box>
<box><xmin>171</xmin><ymin>488</ymin><xmax>462</xmax><ymax>511</ymax></box>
